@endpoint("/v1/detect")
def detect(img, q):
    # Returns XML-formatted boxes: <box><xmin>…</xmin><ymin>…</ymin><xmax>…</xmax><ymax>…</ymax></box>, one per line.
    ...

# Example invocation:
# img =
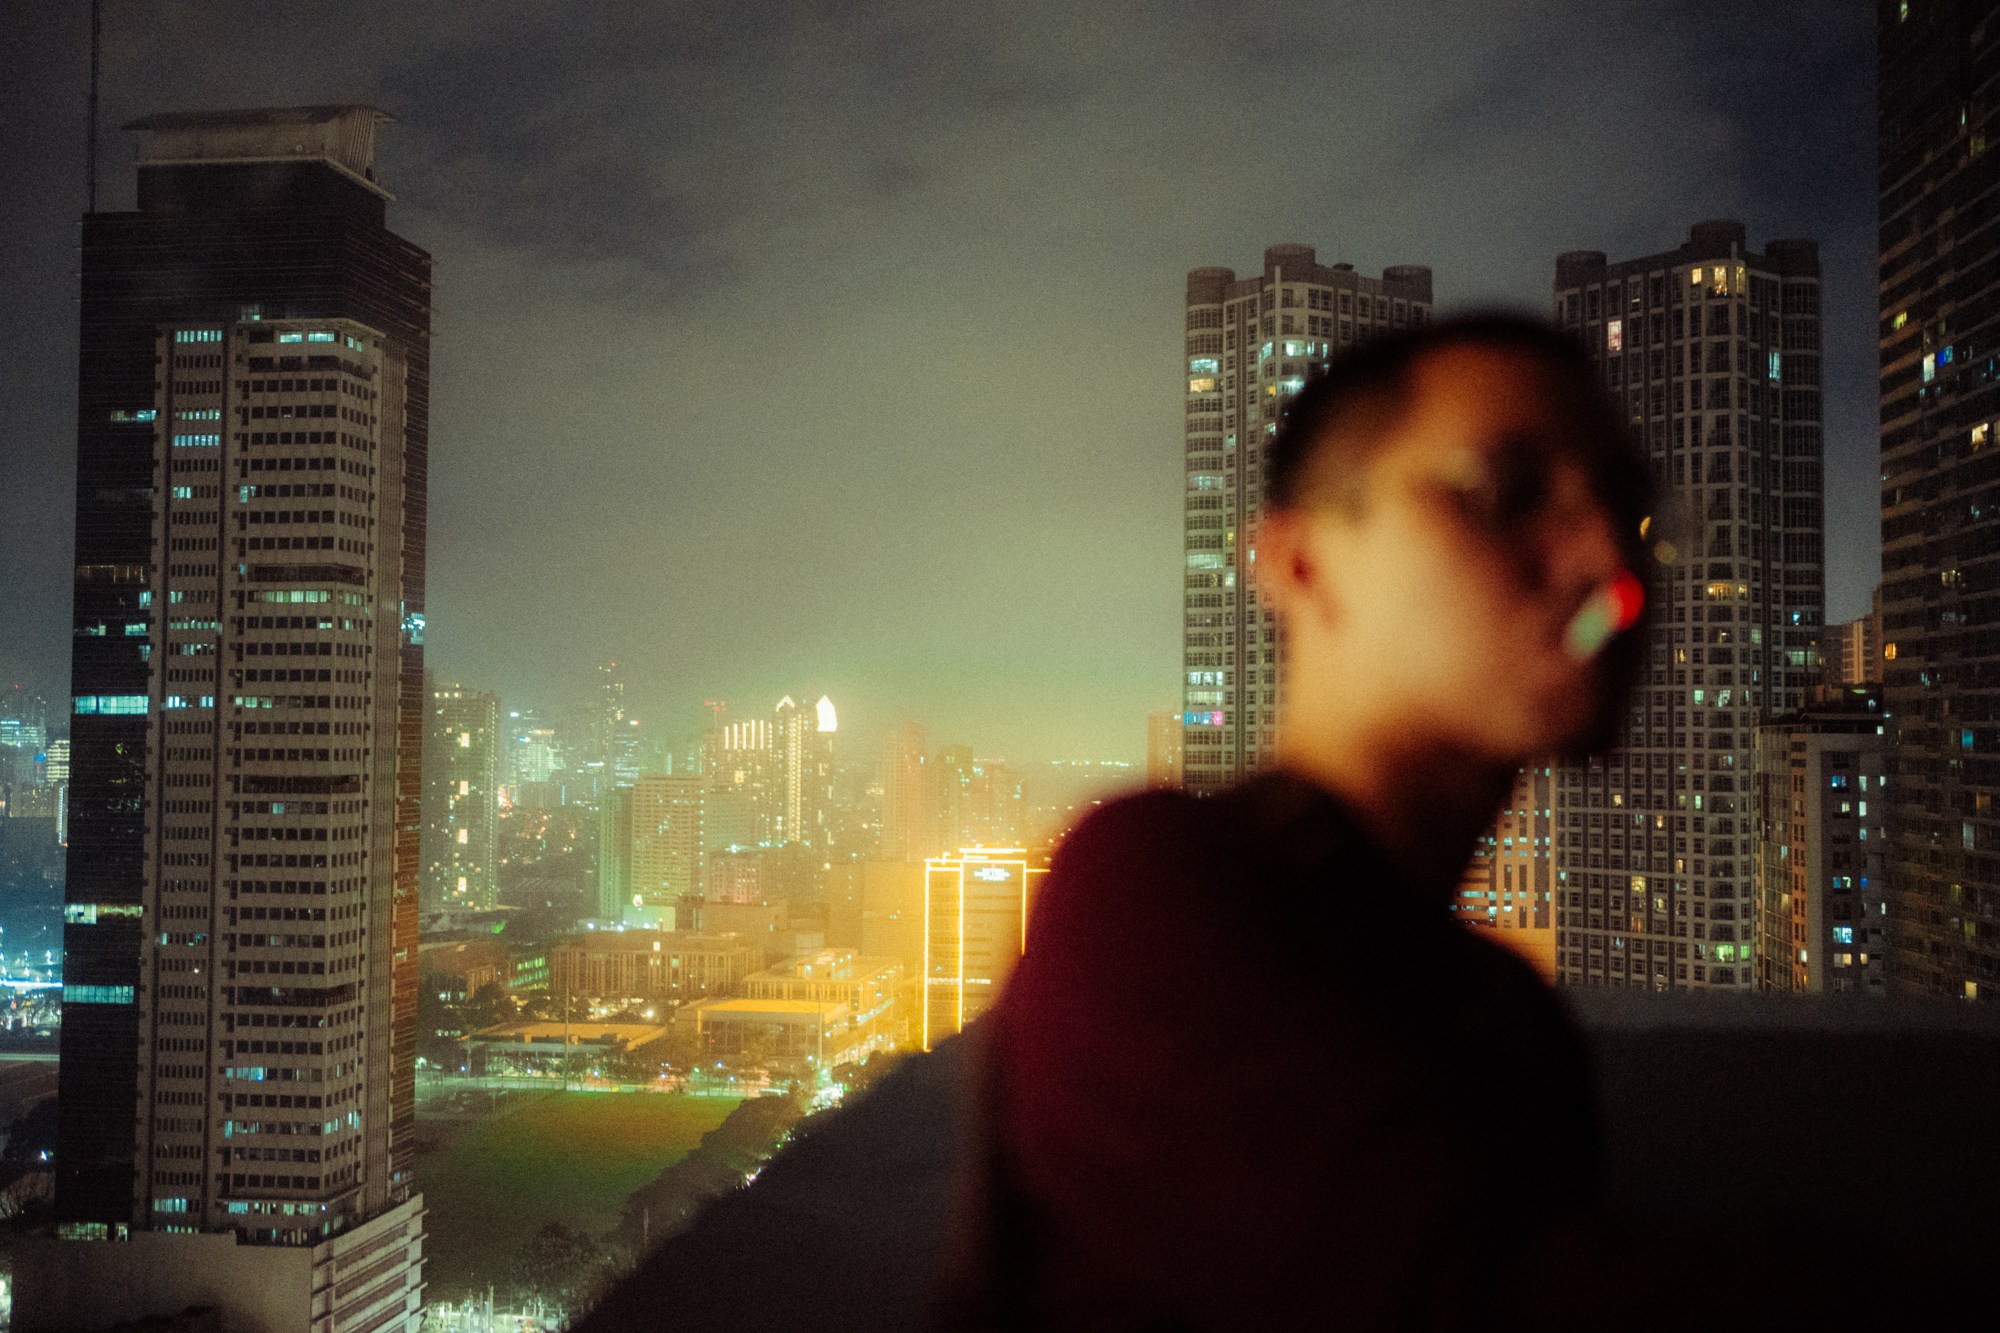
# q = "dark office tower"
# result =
<box><xmin>1879</xmin><ymin>3</ymin><xmax>2000</xmax><ymax>1000</ymax></box>
<box><xmin>1180</xmin><ymin>247</ymin><xmax>1433</xmax><ymax>795</ymax></box>
<box><xmin>24</xmin><ymin>107</ymin><xmax>427</xmax><ymax>1330</ymax></box>
<box><xmin>1552</xmin><ymin>222</ymin><xmax>1824</xmax><ymax>993</ymax></box>
<box><xmin>421</xmin><ymin>682</ymin><xmax>499</xmax><ymax>910</ymax></box>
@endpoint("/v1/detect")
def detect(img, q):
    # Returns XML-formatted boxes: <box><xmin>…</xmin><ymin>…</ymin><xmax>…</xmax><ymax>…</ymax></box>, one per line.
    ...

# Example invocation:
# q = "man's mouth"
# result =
<box><xmin>1563</xmin><ymin>570</ymin><xmax>1645</xmax><ymax>661</ymax></box>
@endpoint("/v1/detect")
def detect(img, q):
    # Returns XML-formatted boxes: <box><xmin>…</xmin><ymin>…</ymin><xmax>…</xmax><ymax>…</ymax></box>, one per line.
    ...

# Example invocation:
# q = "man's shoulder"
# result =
<box><xmin>1052</xmin><ymin>786</ymin><xmax>1254</xmax><ymax>881</ymax></box>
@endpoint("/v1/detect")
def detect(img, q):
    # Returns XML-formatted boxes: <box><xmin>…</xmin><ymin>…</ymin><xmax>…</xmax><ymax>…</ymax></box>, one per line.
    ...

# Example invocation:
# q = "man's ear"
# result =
<box><xmin>1251</xmin><ymin>508</ymin><xmax>1341</xmax><ymax>634</ymax></box>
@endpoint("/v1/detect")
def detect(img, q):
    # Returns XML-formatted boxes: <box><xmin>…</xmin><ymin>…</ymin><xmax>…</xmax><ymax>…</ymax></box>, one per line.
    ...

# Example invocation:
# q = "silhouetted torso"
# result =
<box><xmin>944</xmin><ymin>772</ymin><xmax>1598</xmax><ymax>1330</ymax></box>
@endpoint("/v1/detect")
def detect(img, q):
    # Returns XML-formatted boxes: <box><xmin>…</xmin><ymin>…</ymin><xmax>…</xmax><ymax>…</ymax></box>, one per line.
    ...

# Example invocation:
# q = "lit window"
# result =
<box><xmin>73</xmin><ymin>694</ymin><xmax>149</xmax><ymax>715</ymax></box>
<box><xmin>63</xmin><ymin>984</ymin><xmax>135</xmax><ymax>1004</ymax></box>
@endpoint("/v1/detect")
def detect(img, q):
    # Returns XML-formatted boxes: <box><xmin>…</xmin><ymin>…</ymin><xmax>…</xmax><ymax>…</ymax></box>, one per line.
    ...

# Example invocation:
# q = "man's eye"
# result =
<box><xmin>1490</xmin><ymin>463</ymin><xmax>1549</xmax><ymax>524</ymax></box>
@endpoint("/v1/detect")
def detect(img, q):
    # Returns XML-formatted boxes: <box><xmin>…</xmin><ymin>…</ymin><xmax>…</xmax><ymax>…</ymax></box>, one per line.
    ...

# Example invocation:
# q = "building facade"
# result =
<box><xmin>1753</xmin><ymin>687</ymin><xmax>1891</xmax><ymax>995</ymax></box>
<box><xmin>878</xmin><ymin>723</ymin><xmax>930</xmax><ymax>861</ymax></box>
<box><xmin>1879</xmin><ymin>1</ymin><xmax>2000</xmax><ymax>1000</ymax></box>
<box><xmin>38</xmin><ymin>105</ymin><xmax>428</xmax><ymax>1331</ymax></box>
<box><xmin>773</xmin><ymin>694</ymin><xmax>836</xmax><ymax>853</ymax></box>
<box><xmin>1552</xmin><ymin>221</ymin><xmax>1825</xmax><ymax>991</ymax></box>
<box><xmin>627</xmin><ymin>774</ymin><xmax>705</xmax><ymax>926</ymax></box>
<box><xmin>920</xmin><ymin>848</ymin><xmax>1046</xmax><ymax>1050</ymax></box>
<box><xmin>1180</xmin><ymin>246</ymin><xmax>1434</xmax><ymax>795</ymax></box>
<box><xmin>549</xmin><ymin>929</ymin><xmax>758</xmax><ymax>1004</ymax></box>
<box><xmin>421</xmin><ymin>682</ymin><xmax>498</xmax><ymax>910</ymax></box>
<box><xmin>1453</xmin><ymin>768</ymin><xmax>1558</xmax><ymax>982</ymax></box>
<box><xmin>597</xmin><ymin>785</ymin><xmax>634</xmax><ymax>921</ymax></box>
<box><xmin>1822</xmin><ymin>586</ymin><xmax>1884</xmax><ymax>687</ymax></box>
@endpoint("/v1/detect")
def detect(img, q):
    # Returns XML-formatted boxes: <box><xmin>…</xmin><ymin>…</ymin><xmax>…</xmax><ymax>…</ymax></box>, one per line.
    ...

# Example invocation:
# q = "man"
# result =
<box><xmin>941</xmin><ymin>315</ymin><xmax>1654</xmax><ymax>1329</ymax></box>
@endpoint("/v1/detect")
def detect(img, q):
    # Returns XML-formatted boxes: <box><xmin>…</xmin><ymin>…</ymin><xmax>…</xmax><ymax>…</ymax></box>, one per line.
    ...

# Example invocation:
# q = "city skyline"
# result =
<box><xmin>0</xmin><ymin>7</ymin><xmax>1994</xmax><ymax>1326</ymax></box>
<box><xmin>1</xmin><ymin>2</ymin><xmax>1880</xmax><ymax>763</ymax></box>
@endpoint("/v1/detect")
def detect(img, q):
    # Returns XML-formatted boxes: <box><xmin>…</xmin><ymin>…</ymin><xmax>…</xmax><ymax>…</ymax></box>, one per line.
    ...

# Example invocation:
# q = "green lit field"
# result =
<box><xmin>415</xmin><ymin>1090</ymin><xmax>741</xmax><ymax>1299</ymax></box>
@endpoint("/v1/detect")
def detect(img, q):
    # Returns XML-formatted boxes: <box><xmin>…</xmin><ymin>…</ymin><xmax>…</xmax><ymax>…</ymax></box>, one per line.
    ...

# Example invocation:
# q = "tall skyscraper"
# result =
<box><xmin>878</xmin><ymin>723</ymin><xmax>931</xmax><ymax>861</ymax></box>
<box><xmin>27</xmin><ymin>106</ymin><xmax>427</xmax><ymax>1330</ymax></box>
<box><xmin>1753</xmin><ymin>687</ymin><xmax>1890</xmax><ymax>996</ymax></box>
<box><xmin>628</xmin><ymin>773</ymin><xmax>706</xmax><ymax>926</ymax></box>
<box><xmin>598</xmin><ymin>785</ymin><xmax>634</xmax><ymax>921</ymax></box>
<box><xmin>773</xmin><ymin>693</ymin><xmax>836</xmax><ymax>852</ymax></box>
<box><xmin>933</xmin><ymin>745</ymin><xmax>979</xmax><ymax>851</ymax></box>
<box><xmin>1552</xmin><ymin>221</ymin><xmax>1824</xmax><ymax>992</ymax></box>
<box><xmin>1180</xmin><ymin>246</ymin><xmax>1434</xmax><ymax>795</ymax></box>
<box><xmin>503</xmin><ymin>708</ymin><xmax>562</xmax><ymax>788</ymax></box>
<box><xmin>707</xmin><ymin>713</ymin><xmax>775</xmax><ymax>851</ymax></box>
<box><xmin>421</xmin><ymin>682</ymin><xmax>499</xmax><ymax>910</ymax></box>
<box><xmin>1878</xmin><ymin>2</ymin><xmax>2000</xmax><ymax>1000</ymax></box>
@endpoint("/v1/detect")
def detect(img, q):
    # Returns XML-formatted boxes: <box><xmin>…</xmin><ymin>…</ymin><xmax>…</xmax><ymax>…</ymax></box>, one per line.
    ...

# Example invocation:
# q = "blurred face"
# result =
<box><xmin>1263</xmin><ymin>342</ymin><xmax>1646</xmax><ymax>761</ymax></box>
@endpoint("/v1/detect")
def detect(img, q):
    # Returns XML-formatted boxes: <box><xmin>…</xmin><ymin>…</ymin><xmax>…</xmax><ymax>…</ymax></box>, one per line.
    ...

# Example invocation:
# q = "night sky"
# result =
<box><xmin>0</xmin><ymin>2</ymin><xmax>1878</xmax><ymax>763</ymax></box>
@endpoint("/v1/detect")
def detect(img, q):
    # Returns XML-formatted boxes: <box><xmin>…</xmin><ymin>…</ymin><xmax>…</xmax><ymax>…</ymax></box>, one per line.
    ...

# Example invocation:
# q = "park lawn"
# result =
<box><xmin>417</xmin><ymin>1091</ymin><xmax>741</xmax><ymax>1299</ymax></box>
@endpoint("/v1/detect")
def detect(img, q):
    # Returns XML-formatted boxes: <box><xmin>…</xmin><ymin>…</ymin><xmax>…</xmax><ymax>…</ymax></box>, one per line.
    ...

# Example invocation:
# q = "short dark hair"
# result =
<box><xmin>1265</xmin><ymin>312</ymin><xmax>1639</xmax><ymax>517</ymax></box>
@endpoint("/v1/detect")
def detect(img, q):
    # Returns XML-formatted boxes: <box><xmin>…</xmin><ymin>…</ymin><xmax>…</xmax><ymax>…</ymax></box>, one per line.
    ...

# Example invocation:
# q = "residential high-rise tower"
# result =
<box><xmin>1753</xmin><ymin>687</ymin><xmax>1889</xmax><ymax>996</ymax></box>
<box><xmin>1180</xmin><ymin>247</ymin><xmax>1434</xmax><ymax>795</ymax></box>
<box><xmin>1552</xmin><ymin>222</ymin><xmax>1824</xmax><ymax>991</ymax></box>
<box><xmin>421</xmin><ymin>682</ymin><xmax>499</xmax><ymax>910</ymax></box>
<box><xmin>1878</xmin><ymin>1</ymin><xmax>2000</xmax><ymax>1000</ymax></box>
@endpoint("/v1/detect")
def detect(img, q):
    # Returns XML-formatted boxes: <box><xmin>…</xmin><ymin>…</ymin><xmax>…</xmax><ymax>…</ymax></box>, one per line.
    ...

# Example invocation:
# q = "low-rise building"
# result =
<box><xmin>419</xmin><ymin>937</ymin><xmax>548</xmax><ymax>1001</ymax></box>
<box><xmin>549</xmin><ymin>930</ymin><xmax>759</xmax><ymax>1004</ymax></box>
<box><xmin>683</xmin><ymin>998</ymin><xmax>870</xmax><ymax>1068</ymax></box>
<box><xmin>746</xmin><ymin>950</ymin><xmax>903</xmax><ymax>1053</ymax></box>
<box><xmin>463</xmin><ymin>1020</ymin><xmax>672</xmax><ymax>1078</ymax></box>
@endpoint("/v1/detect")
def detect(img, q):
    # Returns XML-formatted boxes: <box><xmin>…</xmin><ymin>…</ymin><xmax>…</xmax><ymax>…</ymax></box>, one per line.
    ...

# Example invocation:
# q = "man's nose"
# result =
<box><xmin>1539</xmin><ymin>487</ymin><xmax>1632</xmax><ymax>607</ymax></box>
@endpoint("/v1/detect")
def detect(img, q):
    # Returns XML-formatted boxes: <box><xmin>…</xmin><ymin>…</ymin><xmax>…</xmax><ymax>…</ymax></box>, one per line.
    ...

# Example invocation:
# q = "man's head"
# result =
<box><xmin>1253</xmin><ymin>314</ymin><xmax>1652</xmax><ymax>764</ymax></box>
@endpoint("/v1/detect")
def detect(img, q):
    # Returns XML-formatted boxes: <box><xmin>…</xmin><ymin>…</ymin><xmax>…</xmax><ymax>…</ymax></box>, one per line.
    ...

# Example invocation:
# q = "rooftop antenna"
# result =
<box><xmin>86</xmin><ymin>0</ymin><xmax>101</xmax><ymax>213</ymax></box>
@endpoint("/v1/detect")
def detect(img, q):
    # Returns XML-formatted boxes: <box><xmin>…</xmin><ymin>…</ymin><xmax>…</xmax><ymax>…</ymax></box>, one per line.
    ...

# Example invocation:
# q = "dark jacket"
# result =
<box><xmin>937</xmin><ymin>772</ymin><xmax>1599</xmax><ymax>1330</ymax></box>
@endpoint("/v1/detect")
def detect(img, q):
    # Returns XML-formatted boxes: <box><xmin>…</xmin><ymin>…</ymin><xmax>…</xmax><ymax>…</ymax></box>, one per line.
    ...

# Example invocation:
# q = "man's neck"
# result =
<box><xmin>1274</xmin><ymin>733</ymin><xmax>1517</xmax><ymax>909</ymax></box>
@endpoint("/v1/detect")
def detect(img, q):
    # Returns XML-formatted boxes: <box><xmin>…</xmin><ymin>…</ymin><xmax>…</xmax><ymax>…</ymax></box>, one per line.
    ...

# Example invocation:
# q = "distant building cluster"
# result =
<box><xmin>1</xmin><ymin>696</ymin><xmax>67</xmax><ymax>847</ymax></box>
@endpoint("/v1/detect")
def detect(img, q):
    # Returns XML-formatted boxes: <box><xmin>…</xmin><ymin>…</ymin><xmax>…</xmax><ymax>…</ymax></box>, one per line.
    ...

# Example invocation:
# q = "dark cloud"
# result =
<box><xmin>0</xmin><ymin>0</ymin><xmax>1879</xmax><ymax>759</ymax></box>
